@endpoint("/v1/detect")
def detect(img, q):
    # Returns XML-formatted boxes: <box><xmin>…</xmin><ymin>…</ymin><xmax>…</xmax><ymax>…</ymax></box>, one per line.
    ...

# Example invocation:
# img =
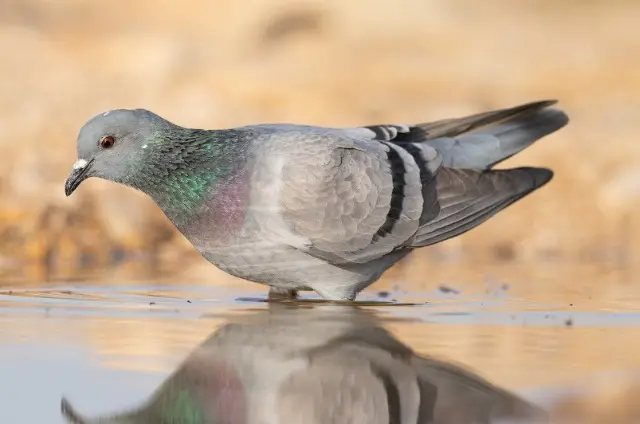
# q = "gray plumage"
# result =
<box><xmin>61</xmin><ymin>304</ymin><xmax>548</xmax><ymax>424</ymax></box>
<box><xmin>65</xmin><ymin>100</ymin><xmax>568</xmax><ymax>300</ymax></box>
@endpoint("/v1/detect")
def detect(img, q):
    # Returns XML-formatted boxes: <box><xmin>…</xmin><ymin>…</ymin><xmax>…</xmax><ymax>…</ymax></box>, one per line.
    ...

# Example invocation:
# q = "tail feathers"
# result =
<box><xmin>409</xmin><ymin>100</ymin><xmax>558</xmax><ymax>138</ymax></box>
<box><xmin>424</xmin><ymin>105</ymin><xmax>568</xmax><ymax>169</ymax></box>
<box><xmin>409</xmin><ymin>166</ymin><xmax>552</xmax><ymax>248</ymax></box>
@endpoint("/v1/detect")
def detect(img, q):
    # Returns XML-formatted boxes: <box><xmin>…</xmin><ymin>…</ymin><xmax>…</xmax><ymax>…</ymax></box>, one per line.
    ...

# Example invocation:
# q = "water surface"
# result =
<box><xmin>1</xmin><ymin>263</ymin><xmax>640</xmax><ymax>423</ymax></box>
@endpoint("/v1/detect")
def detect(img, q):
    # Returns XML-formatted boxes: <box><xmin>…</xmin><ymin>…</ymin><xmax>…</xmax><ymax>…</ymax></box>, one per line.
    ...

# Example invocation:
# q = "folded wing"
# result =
<box><xmin>274</xmin><ymin>100</ymin><xmax>565</xmax><ymax>263</ymax></box>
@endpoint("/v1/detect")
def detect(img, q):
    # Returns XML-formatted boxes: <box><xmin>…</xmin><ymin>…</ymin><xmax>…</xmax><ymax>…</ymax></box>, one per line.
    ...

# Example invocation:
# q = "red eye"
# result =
<box><xmin>100</xmin><ymin>135</ymin><xmax>115</xmax><ymax>149</ymax></box>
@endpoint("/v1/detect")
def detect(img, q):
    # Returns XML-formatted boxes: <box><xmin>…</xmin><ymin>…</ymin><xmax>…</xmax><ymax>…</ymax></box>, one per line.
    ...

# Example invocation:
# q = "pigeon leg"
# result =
<box><xmin>268</xmin><ymin>286</ymin><xmax>298</xmax><ymax>300</ymax></box>
<box><xmin>311</xmin><ymin>284</ymin><xmax>358</xmax><ymax>302</ymax></box>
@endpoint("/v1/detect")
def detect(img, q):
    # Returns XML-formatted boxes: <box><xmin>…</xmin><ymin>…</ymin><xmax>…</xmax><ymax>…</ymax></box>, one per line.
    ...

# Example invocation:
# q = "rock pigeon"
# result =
<box><xmin>64</xmin><ymin>100</ymin><xmax>568</xmax><ymax>300</ymax></box>
<box><xmin>61</xmin><ymin>304</ymin><xmax>548</xmax><ymax>424</ymax></box>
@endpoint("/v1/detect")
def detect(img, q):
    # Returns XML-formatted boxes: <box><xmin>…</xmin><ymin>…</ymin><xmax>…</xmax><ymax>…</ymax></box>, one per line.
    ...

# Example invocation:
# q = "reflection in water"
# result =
<box><xmin>61</xmin><ymin>303</ymin><xmax>546</xmax><ymax>424</ymax></box>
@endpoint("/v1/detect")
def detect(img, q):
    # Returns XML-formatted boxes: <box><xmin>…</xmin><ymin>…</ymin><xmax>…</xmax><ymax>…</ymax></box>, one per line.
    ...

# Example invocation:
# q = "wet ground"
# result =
<box><xmin>1</xmin><ymin>264</ymin><xmax>640</xmax><ymax>423</ymax></box>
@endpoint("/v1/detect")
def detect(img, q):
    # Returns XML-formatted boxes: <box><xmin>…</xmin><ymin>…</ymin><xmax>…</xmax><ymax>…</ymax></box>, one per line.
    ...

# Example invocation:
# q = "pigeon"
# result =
<box><xmin>64</xmin><ymin>100</ymin><xmax>568</xmax><ymax>301</ymax></box>
<box><xmin>61</xmin><ymin>304</ymin><xmax>548</xmax><ymax>424</ymax></box>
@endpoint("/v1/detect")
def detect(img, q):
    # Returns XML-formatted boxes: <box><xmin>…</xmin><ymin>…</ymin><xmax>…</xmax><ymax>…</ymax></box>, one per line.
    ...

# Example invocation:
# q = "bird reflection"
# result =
<box><xmin>61</xmin><ymin>303</ymin><xmax>547</xmax><ymax>424</ymax></box>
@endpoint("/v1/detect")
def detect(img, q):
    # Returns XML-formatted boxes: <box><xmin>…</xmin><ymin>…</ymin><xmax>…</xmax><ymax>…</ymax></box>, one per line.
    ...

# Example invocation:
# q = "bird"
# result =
<box><xmin>64</xmin><ymin>100</ymin><xmax>568</xmax><ymax>301</ymax></box>
<box><xmin>61</xmin><ymin>303</ymin><xmax>548</xmax><ymax>424</ymax></box>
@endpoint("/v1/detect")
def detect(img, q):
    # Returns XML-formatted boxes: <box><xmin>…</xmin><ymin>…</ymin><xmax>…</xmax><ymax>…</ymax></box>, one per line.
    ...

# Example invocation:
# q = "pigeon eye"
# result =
<box><xmin>100</xmin><ymin>136</ymin><xmax>115</xmax><ymax>149</ymax></box>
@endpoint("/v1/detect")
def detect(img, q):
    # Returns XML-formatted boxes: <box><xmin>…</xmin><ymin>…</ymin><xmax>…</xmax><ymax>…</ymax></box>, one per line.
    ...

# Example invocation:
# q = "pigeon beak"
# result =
<box><xmin>64</xmin><ymin>158</ymin><xmax>94</xmax><ymax>196</ymax></box>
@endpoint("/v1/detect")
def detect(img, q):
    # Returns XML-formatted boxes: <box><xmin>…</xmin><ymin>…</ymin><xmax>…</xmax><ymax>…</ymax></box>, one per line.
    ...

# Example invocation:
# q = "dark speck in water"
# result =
<box><xmin>438</xmin><ymin>285</ymin><xmax>460</xmax><ymax>295</ymax></box>
<box><xmin>187</xmin><ymin>300</ymin><xmax>192</xmax><ymax>303</ymax></box>
<box><xmin>149</xmin><ymin>302</ymin><xmax>156</xmax><ymax>306</ymax></box>
<box><xmin>565</xmin><ymin>318</ymin><xmax>573</xmax><ymax>327</ymax></box>
<box><xmin>377</xmin><ymin>291</ymin><xmax>391</xmax><ymax>298</ymax></box>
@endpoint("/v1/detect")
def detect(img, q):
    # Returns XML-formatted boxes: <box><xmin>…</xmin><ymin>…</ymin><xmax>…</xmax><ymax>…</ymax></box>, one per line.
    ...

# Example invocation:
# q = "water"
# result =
<box><xmin>1</xmin><ymin>263</ymin><xmax>640</xmax><ymax>423</ymax></box>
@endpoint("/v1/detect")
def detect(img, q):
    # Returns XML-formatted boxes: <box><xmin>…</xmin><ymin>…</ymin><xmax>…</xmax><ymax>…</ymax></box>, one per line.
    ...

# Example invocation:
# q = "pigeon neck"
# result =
<box><xmin>134</xmin><ymin>127</ymin><xmax>252</xmax><ymax>230</ymax></box>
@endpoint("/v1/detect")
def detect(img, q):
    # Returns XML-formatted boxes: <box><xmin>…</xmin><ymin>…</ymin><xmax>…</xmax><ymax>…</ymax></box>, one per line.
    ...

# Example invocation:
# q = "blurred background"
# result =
<box><xmin>1</xmin><ymin>0</ymin><xmax>640</xmax><ymax>422</ymax></box>
<box><xmin>1</xmin><ymin>0</ymin><xmax>639</xmax><ymax>285</ymax></box>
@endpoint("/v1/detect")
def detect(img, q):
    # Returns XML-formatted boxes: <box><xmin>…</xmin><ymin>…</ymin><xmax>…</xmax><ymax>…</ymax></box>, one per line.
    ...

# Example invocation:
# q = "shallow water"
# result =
<box><xmin>1</xmin><ymin>263</ymin><xmax>640</xmax><ymax>423</ymax></box>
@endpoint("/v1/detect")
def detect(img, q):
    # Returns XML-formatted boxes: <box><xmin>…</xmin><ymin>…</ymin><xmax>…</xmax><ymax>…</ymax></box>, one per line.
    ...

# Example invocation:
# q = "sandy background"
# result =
<box><xmin>0</xmin><ymin>0</ymin><xmax>639</xmax><ymax>284</ymax></box>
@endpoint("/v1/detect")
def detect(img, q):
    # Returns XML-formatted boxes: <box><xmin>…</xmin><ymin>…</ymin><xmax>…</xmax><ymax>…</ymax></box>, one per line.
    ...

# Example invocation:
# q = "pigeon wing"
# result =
<box><xmin>261</xmin><ymin>101</ymin><xmax>562</xmax><ymax>264</ymax></box>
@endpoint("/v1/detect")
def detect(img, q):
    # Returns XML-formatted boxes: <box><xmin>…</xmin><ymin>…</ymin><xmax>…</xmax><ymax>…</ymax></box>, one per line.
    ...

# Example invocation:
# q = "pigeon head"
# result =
<box><xmin>65</xmin><ymin>109</ymin><xmax>167</xmax><ymax>196</ymax></box>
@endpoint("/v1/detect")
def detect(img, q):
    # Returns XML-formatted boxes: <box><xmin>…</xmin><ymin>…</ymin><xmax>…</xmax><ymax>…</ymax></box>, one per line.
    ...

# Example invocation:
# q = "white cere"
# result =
<box><xmin>73</xmin><ymin>159</ymin><xmax>88</xmax><ymax>170</ymax></box>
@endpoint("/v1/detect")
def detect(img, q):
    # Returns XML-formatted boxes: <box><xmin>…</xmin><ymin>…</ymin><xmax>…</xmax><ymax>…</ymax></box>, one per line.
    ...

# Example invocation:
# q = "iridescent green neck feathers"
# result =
<box><xmin>125</xmin><ymin>126</ymin><xmax>251</xmax><ymax>225</ymax></box>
